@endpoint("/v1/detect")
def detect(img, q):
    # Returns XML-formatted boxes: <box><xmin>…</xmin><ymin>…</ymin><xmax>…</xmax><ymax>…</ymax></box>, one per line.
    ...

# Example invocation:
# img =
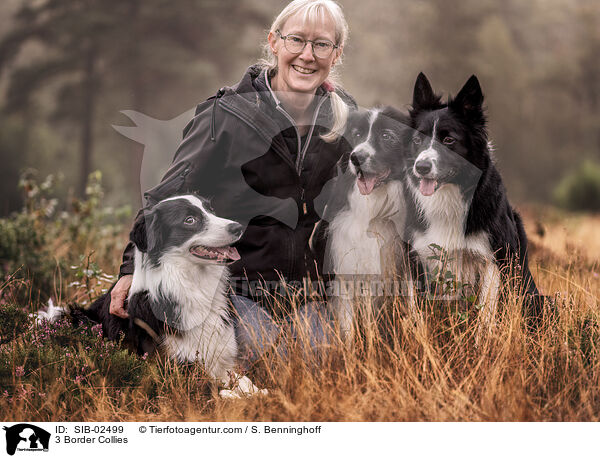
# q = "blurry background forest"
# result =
<box><xmin>1</xmin><ymin>0</ymin><xmax>600</xmax><ymax>215</ymax></box>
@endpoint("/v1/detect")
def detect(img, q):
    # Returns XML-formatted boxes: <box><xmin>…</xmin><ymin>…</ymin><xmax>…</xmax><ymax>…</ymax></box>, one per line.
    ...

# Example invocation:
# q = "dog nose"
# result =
<box><xmin>350</xmin><ymin>152</ymin><xmax>365</xmax><ymax>168</ymax></box>
<box><xmin>415</xmin><ymin>160</ymin><xmax>432</xmax><ymax>176</ymax></box>
<box><xmin>227</xmin><ymin>222</ymin><xmax>243</xmax><ymax>239</ymax></box>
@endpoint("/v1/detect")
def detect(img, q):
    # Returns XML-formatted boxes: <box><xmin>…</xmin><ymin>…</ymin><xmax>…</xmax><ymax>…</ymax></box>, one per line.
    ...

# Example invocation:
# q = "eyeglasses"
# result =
<box><xmin>276</xmin><ymin>30</ymin><xmax>338</xmax><ymax>59</ymax></box>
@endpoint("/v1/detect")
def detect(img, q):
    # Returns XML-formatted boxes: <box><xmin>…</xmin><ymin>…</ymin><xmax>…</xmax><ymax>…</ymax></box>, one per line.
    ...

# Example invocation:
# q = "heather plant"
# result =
<box><xmin>0</xmin><ymin>310</ymin><xmax>153</xmax><ymax>419</ymax></box>
<box><xmin>0</xmin><ymin>169</ymin><xmax>130</xmax><ymax>305</ymax></box>
<box><xmin>61</xmin><ymin>170</ymin><xmax>132</xmax><ymax>262</ymax></box>
<box><xmin>0</xmin><ymin>172</ymin><xmax>62</xmax><ymax>303</ymax></box>
<box><xmin>0</xmin><ymin>299</ymin><xmax>30</xmax><ymax>344</ymax></box>
<box><xmin>69</xmin><ymin>253</ymin><xmax>116</xmax><ymax>308</ymax></box>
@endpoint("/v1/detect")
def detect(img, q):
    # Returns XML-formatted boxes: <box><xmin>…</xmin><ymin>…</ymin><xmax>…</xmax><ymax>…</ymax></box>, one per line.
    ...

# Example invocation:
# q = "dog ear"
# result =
<box><xmin>452</xmin><ymin>75</ymin><xmax>484</xmax><ymax>116</ymax></box>
<box><xmin>381</xmin><ymin>105</ymin><xmax>409</xmax><ymax>125</ymax></box>
<box><xmin>130</xmin><ymin>209</ymin><xmax>160</xmax><ymax>252</ymax></box>
<box><xmin>130</xmin><ymin>212</ymin><xmax>149</xmax><ymax>251</ymax></box>
<box><xmin>145</xmin><ymin>209</ymin><xmax>162</xmax><ymax>254</ymax></box>
<box><xmin>412</xmin><ymin>72</ymin><xmax>439</xmax><ymax>110</ymax></box>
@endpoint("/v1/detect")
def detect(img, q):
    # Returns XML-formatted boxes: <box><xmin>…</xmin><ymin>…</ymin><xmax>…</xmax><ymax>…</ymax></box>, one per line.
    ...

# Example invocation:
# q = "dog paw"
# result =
<box><xmin>219</xmin><ymin>373</ymin><xmax>268</xmax><ymax>399</ymax></box>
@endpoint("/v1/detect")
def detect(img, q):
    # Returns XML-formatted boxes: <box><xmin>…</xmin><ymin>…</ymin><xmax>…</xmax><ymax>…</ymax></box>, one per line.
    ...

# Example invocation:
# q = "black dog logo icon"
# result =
<box><xmin>3</xmin><ymin>424</ymin><xmax>50</xmax><ymax>455</ymax></box>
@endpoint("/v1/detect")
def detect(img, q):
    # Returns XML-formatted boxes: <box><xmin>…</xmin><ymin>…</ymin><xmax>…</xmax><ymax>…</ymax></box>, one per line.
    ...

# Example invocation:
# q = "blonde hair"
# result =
<box><xmin>260</xmin><ymin>0</ymin><xmax>350</xmax><ymax>142</ymax></box>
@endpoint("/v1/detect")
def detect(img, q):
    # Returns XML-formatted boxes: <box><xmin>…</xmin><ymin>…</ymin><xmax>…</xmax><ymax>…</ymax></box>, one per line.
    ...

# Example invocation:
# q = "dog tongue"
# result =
<box><xmin>357</xmin><ymin>175</ymin><xmax>378</xmax><ymax>195</ymax></box>
<box><xmin>419</xmin><ymin>179</ymin><xmax>437</xmax><ymax>196</ymax></box>
<box><xmin>222</xmin><ymin>247</ymin><xmax>241</xmax><ymax>262</ymax></box>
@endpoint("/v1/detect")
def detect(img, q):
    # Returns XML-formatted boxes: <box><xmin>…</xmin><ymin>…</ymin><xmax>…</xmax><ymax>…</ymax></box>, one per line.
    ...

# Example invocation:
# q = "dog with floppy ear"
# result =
<box><xmin>323</xmin><ymin>106</ymin><xmax>415</xmax><ymax>343</ymax></box>
<box><xmin>130</xmin><ymin>209</ymin><xmax>150</xmax><ymax>252</ymax></box>
<box><xmin>77</xmin><ymin>194</ymin><xmax>267</xmax><ymax>397</ymax></box>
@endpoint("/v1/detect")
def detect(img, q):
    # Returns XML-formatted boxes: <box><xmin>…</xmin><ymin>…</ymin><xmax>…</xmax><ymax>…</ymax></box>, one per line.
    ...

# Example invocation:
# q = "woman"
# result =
<box><xmin>110</xmin><ymin>0</ymin><xmax>355</xmax><ymax>356</ymax></box>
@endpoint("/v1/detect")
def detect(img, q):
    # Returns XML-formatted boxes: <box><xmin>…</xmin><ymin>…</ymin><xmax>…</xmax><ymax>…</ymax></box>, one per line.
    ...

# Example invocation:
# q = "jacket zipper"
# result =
<box><xmin>217</xmin><ymin>82</ymin><xmax>329</xmax><ymax>284</ymax></box>
<box><xmin>265</xmin><ymin>69</ymin><xmax>329</xmax><ymax>176</ymax></box>
<box><xmin>273</xmin><ymin>97</ymin><xmax>327</xmax><ymax>175</ymax></box>
<box><xmin>272</xmin><ymin>93</ymin><xmax>328</xmax><ymax>282</ymax></box>
<box><xmin>273</xmin><ymin>101</ymin><xmax>326</xmax><ymax>281</ymax></box>
<box><xmin>296</xmin><ymin>96</ymin><xmax>327</xmax><ymax>174</ymax></box>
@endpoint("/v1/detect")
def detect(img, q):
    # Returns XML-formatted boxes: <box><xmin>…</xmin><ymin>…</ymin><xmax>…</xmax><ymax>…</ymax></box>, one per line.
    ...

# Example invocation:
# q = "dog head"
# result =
<box><xmin>345</xmin><ymin>106</ymin><xmax>411</xmax><ymax>195</ymax></box>
<box><xmin>408</xmin><ymin>72</ymin><xmax>488</xmax><ymax>196</ymax></box>
<box><xmin>130</xmin><ymin>194</ymin><xmax>242</xmax><ymax>267</ymax></box>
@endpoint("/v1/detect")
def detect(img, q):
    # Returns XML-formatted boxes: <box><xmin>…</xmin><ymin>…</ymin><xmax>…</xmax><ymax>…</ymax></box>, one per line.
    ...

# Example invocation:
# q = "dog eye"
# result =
<box><xmin>382</xmin><ymin>132</ymin><xmax>390</xmax><ymax>140</ymax></box>
<box><xmin>412</xmin><ymin>136</ymin><xmax>422</xmax><ymax>145</ymax></box>
<box><xmin>443</xmin><ymin>136</ymin><xmax>456</xmax><ymax>145</ymax></box>
<box><xmin>184</xmin><ymin>216</ymin><xmax>196</xmax><ymax>225</ymax></box>
<box><xmin>352</xmin><ymin>129</ymin><xmax>361</xmax><ymax>138</ymax></box>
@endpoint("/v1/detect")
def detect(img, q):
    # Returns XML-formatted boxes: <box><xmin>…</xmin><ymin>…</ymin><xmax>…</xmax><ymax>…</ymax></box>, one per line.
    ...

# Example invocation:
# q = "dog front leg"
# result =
<box><xmin>475</xmin><ymin>262</ymin><xmax>501</xmax><ymax>347</ymax></box>
<box><xmin>208</xmin><ymin>328</ymin><xmax>268</xmax><ymax>399</ymax></box>
<box><xmin>329</xmin><ymin>278</ymin><xmax>355</xmax><ymax>345</ymax></box>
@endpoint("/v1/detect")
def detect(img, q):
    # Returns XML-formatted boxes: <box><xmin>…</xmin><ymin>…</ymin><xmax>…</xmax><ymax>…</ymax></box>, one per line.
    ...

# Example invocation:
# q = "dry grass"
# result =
<box><xmin>1</xmin><ymin>205</ymin><xmax>599</xmax><ymax>421</ymax></box>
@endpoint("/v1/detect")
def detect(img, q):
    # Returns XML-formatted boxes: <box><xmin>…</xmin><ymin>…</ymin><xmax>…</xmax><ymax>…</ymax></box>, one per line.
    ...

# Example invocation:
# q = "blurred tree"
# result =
<box><xmin>400</xmin><ymin>0</ymin><xmax>493</xmax><ymax>89</ymax></box>
<box><xmin>575</xmin><ymin>2</ymin><xmax>600</xmax><ymax>159</ymax></box>
<box><xmin>0</xmin><ymin>0</ymin><xmax>267</xmax><ymax>199</ymax></box>
<box><xmin>473</xmin><ymin>14</ymin><xmax>529</xmax><ymax>197</ymax></box>
<box><xmin>0</xmin><ymin>116</ymin><xmax>27</xmax><ymax>214</ymax></box>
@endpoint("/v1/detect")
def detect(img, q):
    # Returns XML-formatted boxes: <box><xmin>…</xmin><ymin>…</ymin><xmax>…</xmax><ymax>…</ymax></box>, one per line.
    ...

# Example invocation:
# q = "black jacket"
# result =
<box><xmin>119</xmin><ymin>65</ymin><xmax>356</xmax><ymax>298</ymax></box>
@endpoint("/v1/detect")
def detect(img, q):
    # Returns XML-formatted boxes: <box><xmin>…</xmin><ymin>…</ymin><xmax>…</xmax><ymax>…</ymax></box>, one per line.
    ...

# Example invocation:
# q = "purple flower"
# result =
<box><xmin>15</xmin><ymin>366</ymin><xmax>25</xmax><ymax>377</ymax></box>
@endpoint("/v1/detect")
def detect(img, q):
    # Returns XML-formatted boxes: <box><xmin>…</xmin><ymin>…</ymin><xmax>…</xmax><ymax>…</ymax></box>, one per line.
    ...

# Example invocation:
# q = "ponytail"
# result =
<box><xmin>320</xmin><ymin>89</ymin><xmax>349</xmax><ymax>143</ymax></box>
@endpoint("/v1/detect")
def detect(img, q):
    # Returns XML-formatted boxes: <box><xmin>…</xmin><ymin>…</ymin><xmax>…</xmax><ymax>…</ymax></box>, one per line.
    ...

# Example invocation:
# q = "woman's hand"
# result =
<box><xmin>109</xmin><ymin>274</ymin><xmax>132</xmax><ymax>318</ymax></box>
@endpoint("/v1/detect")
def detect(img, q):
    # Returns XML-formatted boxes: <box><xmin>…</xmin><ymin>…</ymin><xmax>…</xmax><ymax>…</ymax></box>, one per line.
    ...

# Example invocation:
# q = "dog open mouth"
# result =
<box><xmin>190</xmin><ymin>245</ymin><xmax>241</xmax><ymax>264</ymax></box>
<box><xmin>356</xmin><ymin>169</ymin><xmax>391</xmax><ymax>195</ymax></box>
<box><xmin>418</xmin><ymin>178</ymin><xmax>439</xmax><ymax>196</ymax></box>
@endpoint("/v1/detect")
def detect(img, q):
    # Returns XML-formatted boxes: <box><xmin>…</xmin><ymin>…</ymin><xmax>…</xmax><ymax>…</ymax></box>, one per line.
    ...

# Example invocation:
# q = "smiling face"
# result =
<box><xmin>268</xmin><ymin>11</ymin><xmax>340</xmax><ymax>95</ymax></box>
<box><xmin>131</xmin><ymin>195</ymin><xmax>243</xmax><ymax>267</ymax></box>
<box><xmin>409</xmin><ymin>73</ymin><xmax>488</xmax><ymax>197</ymax></box>
<box><xmin>346</xmin><ymin>107</ymin><xmax>411</xmax><ymax>195</ymax></box>
<box><xmin>410</xmin><ymin>109</ymin><xmax>473</xmax><ymax>196</ymax></box>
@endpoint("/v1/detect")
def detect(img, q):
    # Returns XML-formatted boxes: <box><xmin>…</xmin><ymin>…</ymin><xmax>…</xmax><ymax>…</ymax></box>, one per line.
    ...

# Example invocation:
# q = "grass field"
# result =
<box><xmin>1</xmin><ymin>205</ymin><xmax>599</xmax><ymax>422</ymax></box>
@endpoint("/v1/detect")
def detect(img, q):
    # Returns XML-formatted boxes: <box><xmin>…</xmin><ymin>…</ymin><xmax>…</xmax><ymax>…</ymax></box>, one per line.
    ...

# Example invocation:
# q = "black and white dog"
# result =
<box><xmin>405</xmin><ymin>73</ymin><xmax>542</xmax><ymax>332</ymax></box>
<box><xmin>45</xmin><ymin>195</ymin><xmax>266</xmax><ymax>397</ymax></box>
<box><xmin>325</xmin><ymin>107</ymin><xmax>414</xmax><ymax>341</ymax></box>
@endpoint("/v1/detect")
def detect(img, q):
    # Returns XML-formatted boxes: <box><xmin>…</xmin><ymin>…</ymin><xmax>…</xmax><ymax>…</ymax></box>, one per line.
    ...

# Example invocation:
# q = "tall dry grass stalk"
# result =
<box><xmin>1</xmin><ymin>207</ymin><xmax>599</xmax><ymax>421</ymax></box>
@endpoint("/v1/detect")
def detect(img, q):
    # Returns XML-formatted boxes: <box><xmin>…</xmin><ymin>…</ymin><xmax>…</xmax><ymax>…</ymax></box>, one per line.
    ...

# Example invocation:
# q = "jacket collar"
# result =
<box><xmin>216</xmin><ymin>65</ymin><xmax>336</xmax><ymax>144</ymax></box>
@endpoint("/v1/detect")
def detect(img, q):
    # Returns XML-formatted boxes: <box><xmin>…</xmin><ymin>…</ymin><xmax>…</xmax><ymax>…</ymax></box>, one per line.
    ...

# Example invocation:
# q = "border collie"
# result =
<box><xmin>325</xmin><ymin>107</ymin><xmax>414</xmax><ymax>341</ymax></box>
<box><xmin>406</xmin><ymin>73</ymin><xmax>542</xmax><ymax>335</ymax></box>
<box><xmin>45</xmin><ymin>195</ymin><xmax>266</xmax><ymax>398</ymax></box>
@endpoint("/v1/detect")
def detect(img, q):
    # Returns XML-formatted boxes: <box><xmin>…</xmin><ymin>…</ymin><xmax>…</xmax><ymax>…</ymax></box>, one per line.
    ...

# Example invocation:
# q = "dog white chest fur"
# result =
<box><xmin>328</xmin><ymin>179</ymin><xmax>407</xmax><ymax>342</ymax></box>
<box><xmin>131</xmin><ymin>248</ymin><xmax>236</xmax><ymax>382</ymax></box>
<box><xmin>411</xmin><ymin>183</ymin><xmax>501</xmax><ymax>325</ymax></box>
<box><xmin>330</xmin><ymin>182</ymin><xmax>405</xmax><ymax>276</ymax></box>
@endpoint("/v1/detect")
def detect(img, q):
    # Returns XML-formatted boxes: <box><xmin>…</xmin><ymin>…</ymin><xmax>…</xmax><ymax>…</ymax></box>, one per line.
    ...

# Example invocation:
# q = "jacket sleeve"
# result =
<box><xmin>118</xmin><ymin>98</ymin><xmax>230</xmax><ymax>277</ymax></box>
